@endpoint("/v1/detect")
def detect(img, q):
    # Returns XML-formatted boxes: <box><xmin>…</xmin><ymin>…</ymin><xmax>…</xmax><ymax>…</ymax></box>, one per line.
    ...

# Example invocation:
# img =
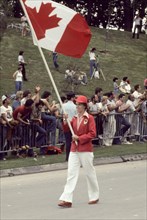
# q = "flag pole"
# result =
<box><xmin>19</xmin><ymin>0</ymin><xmax>76</xmax><ymax>138</ymax></box>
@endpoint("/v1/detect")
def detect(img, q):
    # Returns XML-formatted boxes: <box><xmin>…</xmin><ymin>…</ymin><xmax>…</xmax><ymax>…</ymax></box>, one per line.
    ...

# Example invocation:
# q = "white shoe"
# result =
<box><xmin>98</xmin><ymin>135</ymin><xmax>103</xmax><ymax>139</ymax></box>
<box><xmin>104</xmin><ymin>143</ymin><xmax>111</xmax><ymax>147</ymax></box>
<box><xmin>122</xmin><ymin>141</ymin><xmax>132</xmax><ymax>145</ymax></box>
<box><xmin>81</xmin><ymin>82</ymin><xmax>86</xmax><ymax>85</ymax></box>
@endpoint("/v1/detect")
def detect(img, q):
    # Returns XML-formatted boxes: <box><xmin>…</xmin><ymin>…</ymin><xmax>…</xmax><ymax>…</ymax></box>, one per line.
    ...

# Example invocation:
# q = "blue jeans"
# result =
<box><xmin>56</xmin><ymin>119</ymin><xmax>65</xmax><ymax>143</ymax></box>
<box><xmin>90</xmin><ymin>60</ymin><xmax>97</xmax><ymax>77</ymax></box>
<box><xmin>53</xmin><ymin>53</ymin><xmax>59</xmax><ymax>68</ymax></box>
<box><xmin>31</xmin><ymin>123</ymin><xmax>47</xmax><ymax>147</ymax></box>
<box><xmin>41</xmin><ymin>112</ymin><xmax>56</xmax><ymax>146</ymax></box>
<box><xmin>113</xmin><ymin>115</ymin><xmax>131</xmax><ymax>144</ymax></box>
<box><xmin>15</xmin><ymin>81</ymin><xmax>22</xmax><ymax>92</ymax></box>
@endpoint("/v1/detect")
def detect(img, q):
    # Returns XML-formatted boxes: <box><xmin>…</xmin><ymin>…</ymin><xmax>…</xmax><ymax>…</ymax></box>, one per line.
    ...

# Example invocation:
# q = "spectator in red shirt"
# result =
<box><xmin>13</xmin><ymin>99</ymin><xmax>34</xmax><ymax>125</ymax></box>
<box><xmin>13</xmin><ymin>99</ymin><xmax>34</xmax><ymax>146</ymax></box>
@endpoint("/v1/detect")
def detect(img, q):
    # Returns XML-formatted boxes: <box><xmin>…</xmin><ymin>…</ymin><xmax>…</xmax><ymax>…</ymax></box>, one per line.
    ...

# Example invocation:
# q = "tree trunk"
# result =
<box><xmin>124</xmin><ymin>0</ymin><xmax>133</xmax><ymax>31</ymax></box>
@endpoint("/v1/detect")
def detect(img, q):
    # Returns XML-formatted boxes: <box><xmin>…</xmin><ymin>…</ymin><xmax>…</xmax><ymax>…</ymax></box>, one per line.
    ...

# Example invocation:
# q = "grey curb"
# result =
<box><xmin>0</xmin><ymin>154</ymin><xmax>147</xmax><ymax>178</ymax></box>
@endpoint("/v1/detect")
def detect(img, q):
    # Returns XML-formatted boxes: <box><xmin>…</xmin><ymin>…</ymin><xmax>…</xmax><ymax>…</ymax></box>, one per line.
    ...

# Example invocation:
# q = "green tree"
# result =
<box><xmin>0</xmin><ymin>12</ymin><xmax>7</xmax><ymax>41</ymax></box>
<box><xmin>0</xmin><ymin>0</ymin><xmax>13</xmax><ymax>16</ymax></box>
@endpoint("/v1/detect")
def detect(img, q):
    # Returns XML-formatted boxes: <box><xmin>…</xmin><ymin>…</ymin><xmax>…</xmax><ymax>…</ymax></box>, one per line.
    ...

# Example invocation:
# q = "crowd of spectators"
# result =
<box><xmin>0</xmin><ymin>77</ymin><xmax>147</xmax><ymax>160</ymax></box>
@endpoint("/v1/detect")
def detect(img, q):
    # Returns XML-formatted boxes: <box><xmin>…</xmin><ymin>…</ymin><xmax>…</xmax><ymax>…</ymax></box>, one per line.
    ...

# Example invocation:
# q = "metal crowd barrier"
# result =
<box><xmin>0</xmin><ymin>112</ymin><xmax>147</xmax><ymax>156</ymax></box>
<box><xmin>93</xmin><ymin>112</ymin><xmax>147</xmax><ymax>145</ymax></box>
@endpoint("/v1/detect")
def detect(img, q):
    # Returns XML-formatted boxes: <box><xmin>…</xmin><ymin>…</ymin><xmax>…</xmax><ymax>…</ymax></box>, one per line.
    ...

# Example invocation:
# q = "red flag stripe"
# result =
<box><xmin>55</xmin><ymin>14</ymin><xmax>91</xmax><ymax>58</ymax></box>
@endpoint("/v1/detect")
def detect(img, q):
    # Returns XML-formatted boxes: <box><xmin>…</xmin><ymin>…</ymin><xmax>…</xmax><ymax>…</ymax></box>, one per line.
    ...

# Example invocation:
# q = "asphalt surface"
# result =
<box><xmin>1</xmin><ymin>160</ymin><xmax>147</xmax><ymax>220</ymax></box>
<box><xmin>0</xmin><ymin>154</ymin><xmax>147</xmax><ymax>177</ymax></box>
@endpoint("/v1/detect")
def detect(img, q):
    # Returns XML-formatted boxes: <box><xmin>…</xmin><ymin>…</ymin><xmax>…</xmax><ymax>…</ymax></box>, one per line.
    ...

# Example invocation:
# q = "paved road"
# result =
<box><xmin>1</xmin><ymin>160</ymin><xmax>146</xmax><ymax>220</ymax></box>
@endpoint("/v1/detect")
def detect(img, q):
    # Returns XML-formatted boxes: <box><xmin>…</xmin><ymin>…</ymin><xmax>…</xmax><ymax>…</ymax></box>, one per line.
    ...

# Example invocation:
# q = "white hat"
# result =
<box><xmin>1</xmin><ymin>95</ymin><xmax>8</xmax><ymax>102</ymax></box>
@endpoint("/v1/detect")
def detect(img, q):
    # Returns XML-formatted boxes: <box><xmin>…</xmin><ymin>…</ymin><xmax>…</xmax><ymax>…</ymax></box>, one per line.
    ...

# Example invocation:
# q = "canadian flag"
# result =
<box><xmin>22</xmin><ymin>0</ymin><xmax>91</xmax><ymax>58</ymax></box>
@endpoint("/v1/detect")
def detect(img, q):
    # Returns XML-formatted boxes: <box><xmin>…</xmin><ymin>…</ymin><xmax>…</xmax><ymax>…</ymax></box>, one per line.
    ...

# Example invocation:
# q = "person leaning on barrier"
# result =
<box><xmin>13</xmin><ymin>99</ymin><xmax>34</xmax><ymax>125</ymax></box>
<box><xmin>41</xmin><ymin>91</ymin><xmax>57</xmax><ymax>146</ymax></box>
<box><xmin>0</xmin><ymin>95</ymin><xmax>19</xmax><ymax>148</ymax></box>
<box><xmin>13</xmin><ymin>99</ymin><xmax>35</xmax><ymax>148</ymax></box>
<box><xmin>113</xmin><ymin>93</ymin><xmax>132</xmax><ymax>145</ymax></box>
<box><xmin>12</xmin><ymin>85</ymin><xmax>40</xmax><ymax>125</ymax></box>
<box><xmin>30</xmin><ymin>100</ymin><xmax>47</xmax><ymax>149</ymax></box>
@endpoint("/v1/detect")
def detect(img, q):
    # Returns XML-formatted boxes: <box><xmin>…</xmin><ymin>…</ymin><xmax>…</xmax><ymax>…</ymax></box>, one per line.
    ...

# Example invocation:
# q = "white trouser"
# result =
<box><xmin>59</xmin><ymin>152</ymin><xmax>99</xmax><ymax>203</ymax></box>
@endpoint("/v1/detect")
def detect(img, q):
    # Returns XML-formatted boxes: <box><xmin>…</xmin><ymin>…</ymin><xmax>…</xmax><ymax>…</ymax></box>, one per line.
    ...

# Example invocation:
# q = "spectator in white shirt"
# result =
<box><xmin>132</xmin><ymin>84</ymin><xmax>144</xmax><ymax>107</ymax></box>
<box><xmin>61</xmin><ymin>91</ymin><xmax>77</xmax><ymax>161</ymax></box>
<box><xmin>0</xmin><ymin>95</ymin><xmax>18</xmax><ymax>148</ymax></box>
<box><xmin>119</xmin><ymin>77</ymin><xmax>131</xmax><ymax>94</ymax></box>
<box><xmin>89</xmin><ymin>48</ymin><xmax>98</xmax><ymax>77</ymax></box>
<box><xmin>18</xmin><ymin>51</ymin><xmax>28</xmax><ymax>81</ymax></box>
<box><xmin>13</xmin><ymin>66</ymin><xmax>23</xmax><ymax>93</ymax></box>
<box><xmin>88</xmin><ymin>95</ymin><xmax>99</xmax><ymax>115</ymax></box>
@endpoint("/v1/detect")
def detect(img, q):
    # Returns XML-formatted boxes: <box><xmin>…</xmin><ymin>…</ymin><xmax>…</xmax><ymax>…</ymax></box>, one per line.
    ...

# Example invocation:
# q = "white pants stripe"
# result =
<box><xmin>59</xmin><ymin>152</ymin><xmax>99</xmax><ymax>202</ymax></box>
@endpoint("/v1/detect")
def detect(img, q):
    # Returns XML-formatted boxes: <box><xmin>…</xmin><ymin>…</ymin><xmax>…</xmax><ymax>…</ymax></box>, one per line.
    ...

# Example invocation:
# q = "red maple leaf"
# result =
<box><xmin>25</xmin><ymin>2</ymin><xmax>62</xmax><ymax>40</ymax></box>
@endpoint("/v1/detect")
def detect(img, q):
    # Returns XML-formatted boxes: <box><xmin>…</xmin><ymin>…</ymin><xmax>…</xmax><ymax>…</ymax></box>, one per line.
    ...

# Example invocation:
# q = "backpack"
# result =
<box><xmin>41</xmin><ymin>145</ymin><xmax>62</xmax><ymax>155</ymax></box>
<box><xmin>94</xmin><ymin>71</ymin><xmax>99</xmax><ymax>79</ymax></box>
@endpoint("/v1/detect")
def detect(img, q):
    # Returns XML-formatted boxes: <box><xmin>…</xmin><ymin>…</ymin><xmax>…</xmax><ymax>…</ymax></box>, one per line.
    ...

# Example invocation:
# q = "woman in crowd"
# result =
<box><xmin>12</xmin><ymin>91</ymin><xmax>23</xmax><ymax>111</ymax></box>
<box><xmin>13</xmin><ymin>66</ymin><xmax>23</xmax><ymax>93</ymax></box>
<box><xmin>89</xmin><ymin>47</ymin><xmax>98</xmax><ymax>78</ymax></box>
<box><xmin>18</xmin><ymin>51</ymin><xmax>28</xmax><ymax>81</ymax></box>
<box><xmin>119</xmin><ymin>76</ymin><xmax>132</xmax><ymax>94</ymax></box>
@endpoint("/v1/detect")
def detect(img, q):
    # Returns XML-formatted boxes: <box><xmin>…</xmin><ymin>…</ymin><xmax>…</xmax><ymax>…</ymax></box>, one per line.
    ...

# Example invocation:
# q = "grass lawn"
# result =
<box><xmin>0</xmin><ymin>19</ymin><xmax>146</xmax><ymax>170</ymax></box>
<box><xmin>0</xmin><ymin>143</ymin><xmax>146</xmax><ymax>170</ymax></box>
<box><xmin>0</xmin><ymin>18</ymin><xmax>146</xmax><ymax>98</ymax></box>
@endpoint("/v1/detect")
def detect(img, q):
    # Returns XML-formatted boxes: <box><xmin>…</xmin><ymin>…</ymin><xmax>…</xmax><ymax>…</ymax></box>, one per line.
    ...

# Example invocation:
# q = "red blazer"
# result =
<box><xmin>70</xmin><ymin>113</ymin><xmax>96</xmax><ymax>152</ymax></box>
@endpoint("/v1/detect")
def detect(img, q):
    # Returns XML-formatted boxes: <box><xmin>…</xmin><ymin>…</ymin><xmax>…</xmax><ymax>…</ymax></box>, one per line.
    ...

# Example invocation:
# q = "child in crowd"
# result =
<box><xmin>113</xmin><ymin>77</ymin><xmax>119</xmax><ymax>96</ymax></box>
